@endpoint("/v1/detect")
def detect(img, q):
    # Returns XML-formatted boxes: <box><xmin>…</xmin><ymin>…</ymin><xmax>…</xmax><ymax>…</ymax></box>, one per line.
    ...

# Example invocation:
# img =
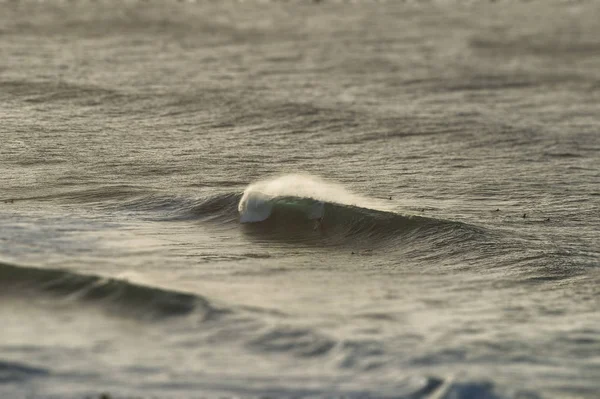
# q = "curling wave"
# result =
<box><xmin>44</xmin><ymin>176</ymin><xmax>485</xmax><ymax>250</ymax></box>
<box><xmin>234</xmin><ymin>175</ymin><xmax>484</xmax><ymax>248</ymax></box>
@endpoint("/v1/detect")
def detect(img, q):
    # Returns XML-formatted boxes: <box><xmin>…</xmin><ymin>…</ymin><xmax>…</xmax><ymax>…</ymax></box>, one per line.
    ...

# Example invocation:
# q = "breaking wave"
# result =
<box><xmin>10</xmin><ymin>175</ymin><xmax>487</xmax><ymax>251</ymax></box>
<box><xmin>232</xmin><ymin>175</ymin><xmax>485</xmax><ymax>248</ymax></box>
<box><xmin>96</xmin><ymin>174</ymin><xmax>487</xmax><ymax>249</ymax></box>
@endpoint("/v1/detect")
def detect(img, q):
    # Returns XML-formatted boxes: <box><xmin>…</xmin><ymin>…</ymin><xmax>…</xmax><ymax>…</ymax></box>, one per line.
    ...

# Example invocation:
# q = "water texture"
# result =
<box><xmin>1</xmin><ymin>0</ymin><xmax>599</xmax><ymax>398</ymax></box>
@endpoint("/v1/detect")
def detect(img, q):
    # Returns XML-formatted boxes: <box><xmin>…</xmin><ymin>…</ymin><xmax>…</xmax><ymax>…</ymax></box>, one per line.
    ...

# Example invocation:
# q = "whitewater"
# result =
<box><xmin>1</xmin><ymin>1</ymin><xmax>599</xmax><ymax>398</ymax></box>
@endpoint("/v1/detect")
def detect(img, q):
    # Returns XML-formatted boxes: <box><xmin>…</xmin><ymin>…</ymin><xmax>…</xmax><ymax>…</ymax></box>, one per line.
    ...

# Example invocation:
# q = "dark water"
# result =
<box><xmin>1</xmin><ymin>0</ymin><xmax>599</xmax><ymax>398</ymax></box>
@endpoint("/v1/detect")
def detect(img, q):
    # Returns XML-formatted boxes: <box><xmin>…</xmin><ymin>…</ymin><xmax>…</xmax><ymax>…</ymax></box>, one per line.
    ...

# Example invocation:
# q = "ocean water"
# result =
<box><xmin>1</xmin><ymin>0</ymin><xmax>599</xmax><ymax>398</ymax></box>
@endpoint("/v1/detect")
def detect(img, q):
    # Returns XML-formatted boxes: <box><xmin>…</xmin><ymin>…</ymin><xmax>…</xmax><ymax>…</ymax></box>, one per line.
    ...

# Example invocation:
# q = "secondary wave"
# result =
<box><xmin>0</xmin><ymin>262</ymin><xmax>227</xmax><ymax>320</ymax></box>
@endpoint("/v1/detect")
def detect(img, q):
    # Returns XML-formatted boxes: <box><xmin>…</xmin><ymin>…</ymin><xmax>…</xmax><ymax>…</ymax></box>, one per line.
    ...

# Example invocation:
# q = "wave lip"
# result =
<box><xmin>240</xmin><ymin>195</ymin><xmax>325</xmax><ymax>224</ymax></box>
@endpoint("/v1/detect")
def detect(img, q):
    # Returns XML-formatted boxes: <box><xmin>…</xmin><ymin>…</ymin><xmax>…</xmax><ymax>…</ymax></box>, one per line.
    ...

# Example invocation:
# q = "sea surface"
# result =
<box><xmin>1</xmin><ymin>1</ymin><xmax>599</xmax><ymax>398</ymax></box>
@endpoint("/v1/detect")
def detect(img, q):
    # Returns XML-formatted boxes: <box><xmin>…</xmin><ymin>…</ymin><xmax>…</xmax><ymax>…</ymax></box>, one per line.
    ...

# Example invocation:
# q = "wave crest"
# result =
<box><xmin>238</xmin><ymin>174</ymin><xmax>388</xmax><ymax>223</ymax></box>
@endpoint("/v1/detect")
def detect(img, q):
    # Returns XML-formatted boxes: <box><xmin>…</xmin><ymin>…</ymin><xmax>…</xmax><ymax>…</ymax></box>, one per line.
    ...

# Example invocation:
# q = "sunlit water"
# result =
<box><xmin>1</xmin><ymin>1</ymin><xmax>599</xmax><ymax>398</ymax></box>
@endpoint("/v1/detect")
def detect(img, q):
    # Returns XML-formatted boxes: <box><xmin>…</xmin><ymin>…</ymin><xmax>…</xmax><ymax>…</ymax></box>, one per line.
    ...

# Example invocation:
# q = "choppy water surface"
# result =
<box><xmin>1</xmin><ymin>1</ymin><xmax>599</xmax><ymax>398</ymax></box>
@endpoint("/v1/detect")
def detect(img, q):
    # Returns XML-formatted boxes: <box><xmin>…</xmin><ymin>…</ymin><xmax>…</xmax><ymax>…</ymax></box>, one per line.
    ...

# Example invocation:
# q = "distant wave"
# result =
<box><xmin>0</xmin><ymin>262</ymin><xmax>227</xmax><ymax>320</ymax></box>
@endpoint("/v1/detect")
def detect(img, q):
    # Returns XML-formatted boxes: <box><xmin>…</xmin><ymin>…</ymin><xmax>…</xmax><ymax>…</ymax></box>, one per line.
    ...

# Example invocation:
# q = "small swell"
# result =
<box><xmin>0</xmin><ymin>262</ymin><xmax>227</xmax><ymax>320</ymax></box>
<box><xmin>0</xmin><ymin>361</ymin><xmax>49</xmax><ymax>383</ymax></box>
<box><xmin>247</xmin><ymin>326</ymin><xmax>336</xmax><ymax>358</ymax></box>
<box><xmin>185</xmin><ymin>192</ymin><xmax>240</xmax><ymax>223</ymax></box>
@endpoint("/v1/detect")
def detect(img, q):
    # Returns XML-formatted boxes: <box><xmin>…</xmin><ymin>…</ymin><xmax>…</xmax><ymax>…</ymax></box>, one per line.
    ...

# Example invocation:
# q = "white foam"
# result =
<box><xmin>238</xmin><ymin>192</ymin><xmax>274</xmax><ymax>223</ymax></box>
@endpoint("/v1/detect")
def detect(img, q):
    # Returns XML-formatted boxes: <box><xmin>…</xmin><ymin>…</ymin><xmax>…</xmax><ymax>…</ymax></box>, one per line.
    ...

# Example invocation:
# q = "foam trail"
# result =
<box><xmin>238</xmin><ymin>174</ymin><xmax>388</xmax><ymax>223</ymax></box>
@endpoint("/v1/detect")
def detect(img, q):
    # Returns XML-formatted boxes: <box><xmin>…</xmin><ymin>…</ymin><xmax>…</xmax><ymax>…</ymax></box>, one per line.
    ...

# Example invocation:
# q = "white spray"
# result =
<box><xmin>238</xmin><ymin>174</ymin><xmax>389</xmax><ymax>223</ymax></box>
